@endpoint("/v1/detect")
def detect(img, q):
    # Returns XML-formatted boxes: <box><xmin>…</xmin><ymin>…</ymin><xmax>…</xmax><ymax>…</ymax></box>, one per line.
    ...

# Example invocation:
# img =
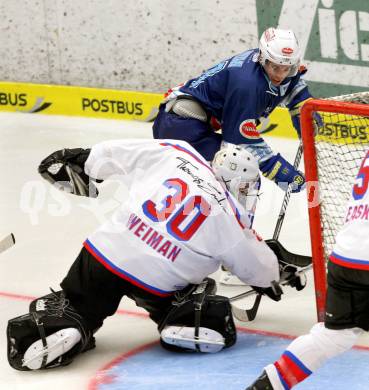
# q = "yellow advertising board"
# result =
<box><xmin>315</xmin><ymin>112</ymin><xmax>369</xmax><ymax>145</ymax></box>
<box><xmin>0</xmin><ymin>82</ymin><xmax>162</xmax><ymax>122</ymax></box>
<box><xmin>0</xmin><ymin>81</ymin><xmax>298</xmax><ymax>139</ymax></box>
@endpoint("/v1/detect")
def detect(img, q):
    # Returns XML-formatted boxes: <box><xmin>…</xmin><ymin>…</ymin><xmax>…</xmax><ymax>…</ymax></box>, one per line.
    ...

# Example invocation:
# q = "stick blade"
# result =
<box><xmin>0</xmin><ymin>233</ymin><xmax>16</xmax><ymax>254</ymax></box>
<box><xmin>231</xmin><ymin>294</ymin><xmax>262</xmax><ymax>322</ymax></box>
<box><xmin>232</xmin><ymin>305</ymin><xmax>251</xmax><ymax>322</ymax></box>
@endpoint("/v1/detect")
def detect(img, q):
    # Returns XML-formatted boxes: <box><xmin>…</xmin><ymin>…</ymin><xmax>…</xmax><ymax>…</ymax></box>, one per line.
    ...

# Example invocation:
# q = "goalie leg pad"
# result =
<box><xmin>7</xmin><ymin>290</ymin><xmax>95</xmax><ymax>371</ymax></box>
<box><xmin>161</xmin><ymin>326</ymin><xmax>225</xmax><ymax>353</ymax></box>
<box><xmin>158</xmin><ymin>278</ymin><xmax>236</xmax><ymax>353</ymax></box>
<box><xmin>23</xmin><ymin>328</ymin><xmax>81</xmax><ymax>370</ymax></box>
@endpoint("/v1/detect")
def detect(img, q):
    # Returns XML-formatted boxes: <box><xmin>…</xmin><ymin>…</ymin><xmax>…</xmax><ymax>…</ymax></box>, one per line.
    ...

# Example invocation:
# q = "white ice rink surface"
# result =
<box><xmin>1</xmin><ymin>112</ymin><xmax>368</xmax><ymax>389</ymax></box>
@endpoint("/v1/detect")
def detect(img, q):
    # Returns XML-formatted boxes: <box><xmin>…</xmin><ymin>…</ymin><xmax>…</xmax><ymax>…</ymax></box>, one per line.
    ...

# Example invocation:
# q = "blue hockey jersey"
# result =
<box><xmin>180</xmin><ymin>49</ymin><xmax>311</xmax><ymax>147</ymax></box>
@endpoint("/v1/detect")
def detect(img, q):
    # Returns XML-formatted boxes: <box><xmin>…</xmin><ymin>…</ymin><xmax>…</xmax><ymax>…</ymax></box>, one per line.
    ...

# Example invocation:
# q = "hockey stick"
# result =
<box><xmin>230</xmin><ymin>263</ymin><xmax>312</xmax><ymax>303</ymax></box>
<box><xmin>231</xmin><ymin>263</ymin><xmax>312</xmax><ymax>322</ymax></box>
<box><xmin>231</xmin><ymin>292</ymin><xmax>262</xmax><ymax>322</ymax></box>
<box><xmin>273</xmin><ymin>140</ymin><xmax>304</xmax><ymax>239</ymax></box>
<box><xmin>231</xmin><ymin>143</ymin><xmax>305</xmax><ymax>321</ymax></box>
<box><xmin>0</xmin><ymin>233</ymin><xmax>16</xmax><ymax>254</ymax></box>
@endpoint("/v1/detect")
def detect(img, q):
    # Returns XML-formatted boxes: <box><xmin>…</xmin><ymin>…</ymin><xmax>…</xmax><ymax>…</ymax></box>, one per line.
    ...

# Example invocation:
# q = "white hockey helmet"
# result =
<box><xmin>212</xmin><ymin>145</ymin><xmax>259</xmax><ymax>207</ymax></box>
<box><xmin>259</xmin><ymin>27</ymin><xmax>301</xmax><ymax>77</ymax></box>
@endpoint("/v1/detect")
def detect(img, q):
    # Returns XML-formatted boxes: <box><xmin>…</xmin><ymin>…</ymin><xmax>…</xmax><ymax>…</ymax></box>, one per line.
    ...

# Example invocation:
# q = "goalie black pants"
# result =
<box><xmin>325</xmin><ymin>261</ymin><xmax>369</xmax><ymax>331</ymax></box>
<box><xmin>60</xmin><ymin>247</ymin><xmax>175</xmax><ymax>331</ymax></box>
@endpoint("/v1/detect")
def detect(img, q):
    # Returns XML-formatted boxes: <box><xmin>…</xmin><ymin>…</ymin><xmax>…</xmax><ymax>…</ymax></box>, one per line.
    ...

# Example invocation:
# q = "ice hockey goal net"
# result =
<box><xmin>300</xmin><ymin>93</ymin><xmax>369</xmax><ymax>321</ymax></box>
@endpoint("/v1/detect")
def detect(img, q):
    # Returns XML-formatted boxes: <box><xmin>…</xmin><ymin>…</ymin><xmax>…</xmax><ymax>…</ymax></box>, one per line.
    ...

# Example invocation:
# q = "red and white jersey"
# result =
<box><xmin>83</xmin><ymin>139</ymin><xmax>278</xmax><ymax>296</ymax></box>
<box><xmin>330</xmin><ymin>150</ymin><xmax>369</xmax><ymax>271</ymax></box>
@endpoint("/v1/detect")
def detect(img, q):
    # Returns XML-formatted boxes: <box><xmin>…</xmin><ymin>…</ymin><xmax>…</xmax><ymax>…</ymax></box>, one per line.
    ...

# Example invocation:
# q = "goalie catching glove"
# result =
<box><xmin>252</xmin><ymin>240</ymin><xmax>311</xmax><ymax>301</ymax></box>
<box><xmin>38</xmin><ymin>148</ymin><xmax>99</xmax><ymax>197</ymax></box>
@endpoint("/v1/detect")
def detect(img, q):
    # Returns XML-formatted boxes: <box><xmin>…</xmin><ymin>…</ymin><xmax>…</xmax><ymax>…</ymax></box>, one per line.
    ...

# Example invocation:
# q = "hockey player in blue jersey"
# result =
<box><xmin>153</xmin><ymin>27</ymin><xmax>312</xmax><ymax>193</ymax></box>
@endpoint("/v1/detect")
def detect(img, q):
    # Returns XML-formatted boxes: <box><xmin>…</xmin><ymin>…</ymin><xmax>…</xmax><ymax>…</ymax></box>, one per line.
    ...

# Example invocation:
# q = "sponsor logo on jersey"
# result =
<box><xmin>239</xmin><ymin>120</ymin><xmax>260</xmax><ymax>139</ymax></box>
<box><xmin>282</xmin><ymin>47</ymin><xmax>294</xmax><ymax>55</ymax></box>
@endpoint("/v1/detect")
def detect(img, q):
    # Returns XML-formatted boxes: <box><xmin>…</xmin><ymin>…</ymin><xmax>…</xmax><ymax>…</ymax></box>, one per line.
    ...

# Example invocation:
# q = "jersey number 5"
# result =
<box><xmin>142</xmin><ymin>178</ymin><xmax>211</xmax><ymax>241</ymax></box>
<box><xmin>353</xmin><ymin>151</ymin><xmax>369</xmax><ymax>200</ymax></box>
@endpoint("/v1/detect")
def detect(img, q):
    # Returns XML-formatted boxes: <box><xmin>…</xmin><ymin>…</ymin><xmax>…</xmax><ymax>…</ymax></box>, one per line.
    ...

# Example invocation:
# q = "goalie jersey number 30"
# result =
<box><xmin>142</xmin><ymin>178</ymin><xmax>211</xmax><ymax>241</ymax></box>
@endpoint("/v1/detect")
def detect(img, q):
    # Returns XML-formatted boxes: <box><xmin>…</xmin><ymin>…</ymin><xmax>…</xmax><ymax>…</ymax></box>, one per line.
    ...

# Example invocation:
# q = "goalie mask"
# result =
<box><xmin>212</xmin><ymin>145</ymin><xmax>259</xmax><ymax>210</ymax></box>
<box><xmin>259</xmin><ymin>27</ymin><xmax>301</xmax><ymax>77</ymax></box>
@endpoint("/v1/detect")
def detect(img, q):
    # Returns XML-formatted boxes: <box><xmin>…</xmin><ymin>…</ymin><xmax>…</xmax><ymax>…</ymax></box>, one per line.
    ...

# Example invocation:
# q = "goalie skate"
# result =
<box><xmin>161</xmin><ymin>326</ymin><xmax>225</xmax><ymax>353</ymax></box>
<box><xmin>22</xmin><ymin>328</ymin><xmax>81</xmax><ymax>370</ymax></box>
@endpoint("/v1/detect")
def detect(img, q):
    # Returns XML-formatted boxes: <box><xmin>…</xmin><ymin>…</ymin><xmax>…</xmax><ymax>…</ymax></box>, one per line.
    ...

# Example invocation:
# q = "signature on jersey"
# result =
<box><xmin>176</xmin><ymin>157</ymin><xmax>227</xmax><ymax>208</ymax></box>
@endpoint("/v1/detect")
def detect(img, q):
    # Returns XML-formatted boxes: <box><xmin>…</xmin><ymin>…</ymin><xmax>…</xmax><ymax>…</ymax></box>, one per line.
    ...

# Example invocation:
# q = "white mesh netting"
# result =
<box><xmin>314</xmin><ymin>92</ymin><xmax>369</xmax><ymax>259</ymax></box>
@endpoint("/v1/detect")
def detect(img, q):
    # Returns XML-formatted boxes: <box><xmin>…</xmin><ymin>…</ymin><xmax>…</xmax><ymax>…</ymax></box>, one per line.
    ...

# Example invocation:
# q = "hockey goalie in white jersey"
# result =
<box><xmin>7</xmin><ymin>139</ymin><xmax>306</xmax><ymax>371</ymax></box>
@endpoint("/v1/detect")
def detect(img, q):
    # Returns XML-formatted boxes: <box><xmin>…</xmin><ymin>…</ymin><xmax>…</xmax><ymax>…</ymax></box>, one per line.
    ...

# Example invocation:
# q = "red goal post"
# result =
<box><xmin>300</xmin><ymin>97</ymin><xmax>369</xmax><ymax>322</ymax></box>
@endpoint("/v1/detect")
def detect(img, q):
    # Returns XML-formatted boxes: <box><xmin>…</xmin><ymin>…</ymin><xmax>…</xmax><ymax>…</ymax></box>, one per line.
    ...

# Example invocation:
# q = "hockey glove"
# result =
<box><xmin>251</xmin><ymin>263</ymin><xmax>306</xmax><ymax>301</ymax></box>
<box><xmin>38</xmin><ymin>148</ymin><xmax>98</xmax><ymax>197</ymax></box>
<box><xmin>251</xmin><ymin>281</ymin><xmax>283</xmax><ymax>302</ymax></box>
<box><xmin>279</xmin><ymin>261</ymin><xmax>307</xmax><ymax>291</ymax></box>
<box><xmin>265</xmin><ymin>239</ymin><xmax>310</xmax><ymax>291</ymax></box>
<box><xmin>290</xmin><ymin>99</ymin><xmax>323</xmax><ymax>138</ymax></box>
<box><xmin>259</xmin><ymin>153</ymin><xmax>305</xmax><ymax>192</ymax></box>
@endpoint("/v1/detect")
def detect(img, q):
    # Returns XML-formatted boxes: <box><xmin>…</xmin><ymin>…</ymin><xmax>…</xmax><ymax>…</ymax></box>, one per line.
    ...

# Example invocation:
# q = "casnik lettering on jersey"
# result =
<box><xmin>345</xmin><ymin>203</ymin><xmax>369</xmax><ymax>222</ymax></box>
